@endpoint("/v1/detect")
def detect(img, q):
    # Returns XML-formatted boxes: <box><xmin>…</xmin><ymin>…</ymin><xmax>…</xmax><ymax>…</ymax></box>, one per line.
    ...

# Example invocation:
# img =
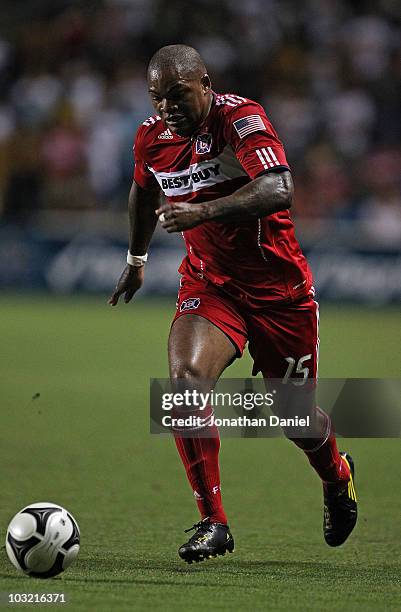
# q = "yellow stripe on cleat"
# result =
<box><xmin>348</xmin><ymin>481</ymin><xmax>355</xmax><ymax>501</ymax></box>
<box><xmin>342</xmin><ymin>455</ymin><xmax>357</xmax><ymax>502</ymax></box>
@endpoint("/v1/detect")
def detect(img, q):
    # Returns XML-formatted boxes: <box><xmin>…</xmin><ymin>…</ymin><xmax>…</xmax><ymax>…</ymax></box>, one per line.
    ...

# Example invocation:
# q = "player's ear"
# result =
<box><xmin>201</xmin><ymin>74</ymin><xmax>211</xmax><ymax>93</ymax></box>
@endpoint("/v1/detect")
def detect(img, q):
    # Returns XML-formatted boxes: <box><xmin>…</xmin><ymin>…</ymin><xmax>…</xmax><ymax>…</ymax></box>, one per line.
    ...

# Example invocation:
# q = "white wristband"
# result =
<box><xmin>127</xmin><ymin>251</ymin><xmax>148</xmax><ymax>267</ymax></box>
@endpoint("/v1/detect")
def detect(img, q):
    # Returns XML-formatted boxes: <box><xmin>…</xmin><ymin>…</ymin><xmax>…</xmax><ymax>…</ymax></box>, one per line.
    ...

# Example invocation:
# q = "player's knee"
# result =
<box><xmin>170</xmin><ymin>361</ymin><xmax>207</xmax><ymax>386</ymax></box>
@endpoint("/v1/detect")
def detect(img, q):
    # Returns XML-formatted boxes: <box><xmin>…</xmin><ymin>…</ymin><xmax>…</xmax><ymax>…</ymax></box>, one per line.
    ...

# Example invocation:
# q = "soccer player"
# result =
<box><xmin>109</xmin><ymin>45</ymin><xmax>357</xmax><ymax>563</ymax></box>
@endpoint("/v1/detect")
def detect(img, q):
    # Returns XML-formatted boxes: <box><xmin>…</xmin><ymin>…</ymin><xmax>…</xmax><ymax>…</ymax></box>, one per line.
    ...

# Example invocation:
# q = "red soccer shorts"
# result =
<box><xmin>173</xmin><ymin>274</ymin><xmax>319</xmax><ymax>379</ymax></box>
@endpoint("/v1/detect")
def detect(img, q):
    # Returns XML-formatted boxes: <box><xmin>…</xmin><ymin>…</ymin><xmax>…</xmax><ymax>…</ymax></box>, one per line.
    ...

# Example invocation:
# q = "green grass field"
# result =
<box><xmin>0</xmin><ymin>295</ymin><xmax>400</xmax><ymax>611</ymax></box>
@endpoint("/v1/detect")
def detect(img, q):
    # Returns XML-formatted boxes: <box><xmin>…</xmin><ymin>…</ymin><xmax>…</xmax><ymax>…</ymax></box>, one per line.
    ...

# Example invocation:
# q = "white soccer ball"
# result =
<box><xmin>5</xmin><ymin>502</ymin><xmax>80</xmax><ymax>578</ymax></box>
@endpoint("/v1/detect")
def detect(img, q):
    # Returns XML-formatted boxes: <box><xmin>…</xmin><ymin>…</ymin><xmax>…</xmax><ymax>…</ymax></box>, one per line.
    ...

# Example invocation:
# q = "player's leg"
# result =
<box><xmin>169</xmin><ymin>314</ymin><xmax>239</xmax><ymax>562</ymax></box>
<box><xmin>169</xmin><ymin>313</ymin><xmax>236</xmax><ymax>525</ymax></box>
<box><xmin>247</xmin><ymin>295</ymin><xmax>357</xmax><ymax>546</ymax></box>
<box><xmin>247</xmin><ymin>296</ymin><xmax>348</xmax><ymax>479</ymax></box>
<box><xmin>168</xmin><ymin>278</ymin><xmax>248</xmax><ymax>562</ymax></box>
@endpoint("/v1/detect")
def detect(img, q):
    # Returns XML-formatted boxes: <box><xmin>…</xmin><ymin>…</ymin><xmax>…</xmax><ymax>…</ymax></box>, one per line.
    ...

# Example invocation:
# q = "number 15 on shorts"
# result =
<box><xmin>283</xmin><ymin>354</ymin><xmax>312</xmax><ymax>385</ymax></box>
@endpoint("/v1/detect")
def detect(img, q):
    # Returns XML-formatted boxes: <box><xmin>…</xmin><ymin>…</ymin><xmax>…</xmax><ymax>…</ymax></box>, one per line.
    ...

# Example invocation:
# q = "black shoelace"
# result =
<box><xmin>184</xmin><ymin>517</ymin><xmax>211</xmax><ymax>533</ymax></box>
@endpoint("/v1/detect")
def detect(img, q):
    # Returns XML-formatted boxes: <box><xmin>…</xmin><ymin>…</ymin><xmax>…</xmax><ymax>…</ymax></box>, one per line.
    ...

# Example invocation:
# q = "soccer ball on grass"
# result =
<box><xmin>5</xmin><ymin>502</ymin><xmax>80</xmax><ymax>578</ymax></box>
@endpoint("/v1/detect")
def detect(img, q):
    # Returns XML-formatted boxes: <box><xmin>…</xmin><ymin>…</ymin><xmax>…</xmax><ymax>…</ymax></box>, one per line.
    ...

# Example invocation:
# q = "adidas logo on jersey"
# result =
<box><xmin>158</xmin><ymin>128</ymin><xmax>173</xmax><ymax>139</ymax></box>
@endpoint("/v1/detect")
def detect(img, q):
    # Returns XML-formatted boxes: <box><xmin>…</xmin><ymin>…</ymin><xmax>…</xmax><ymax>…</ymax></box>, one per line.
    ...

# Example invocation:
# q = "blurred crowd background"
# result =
<box><xmin>0</xmin><ymin>0</ymin><xmax>400</xmax><ymax>299</ymax></box>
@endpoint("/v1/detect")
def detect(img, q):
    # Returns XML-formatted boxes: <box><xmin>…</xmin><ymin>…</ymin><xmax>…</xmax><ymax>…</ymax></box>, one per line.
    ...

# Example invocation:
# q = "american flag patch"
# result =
<box><xmin>233</xmin><ymin>114</ymin><xmax>265</xmax><ymax>139</ymax></box>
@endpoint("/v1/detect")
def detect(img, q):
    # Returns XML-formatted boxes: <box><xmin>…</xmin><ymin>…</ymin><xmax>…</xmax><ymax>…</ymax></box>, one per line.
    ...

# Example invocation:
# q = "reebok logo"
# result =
<box><xmin>158</xmin><ymin>128</ymin><xmax>173</xmax><ymax>139</ymax></box>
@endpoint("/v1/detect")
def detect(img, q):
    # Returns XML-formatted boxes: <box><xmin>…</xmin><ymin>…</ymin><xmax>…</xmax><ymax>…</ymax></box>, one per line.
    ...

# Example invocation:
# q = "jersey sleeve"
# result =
<box><xmin>224</xmin><ymin>101</ymin><xmax>290</xmax><ymax>179</ymax></box>
<box><xmin>133</xmin><ymin>125</ymin><xmax>158</xmax><ymax>189</ymax></box>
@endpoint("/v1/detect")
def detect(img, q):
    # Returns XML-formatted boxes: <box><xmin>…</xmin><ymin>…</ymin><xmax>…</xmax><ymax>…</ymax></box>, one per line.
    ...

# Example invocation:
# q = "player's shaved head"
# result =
<box><xmin>148</xmin><ymin>44</ymin><xmax>207</xmax><ymax>81</ymax></box>
<box><xmin>147</xmin><ymin>45</ymin><xmax>212</xmax><ymax>137</ymax></box>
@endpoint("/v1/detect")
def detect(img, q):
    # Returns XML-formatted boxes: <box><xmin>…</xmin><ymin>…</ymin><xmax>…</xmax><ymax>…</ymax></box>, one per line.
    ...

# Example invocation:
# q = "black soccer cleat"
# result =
<box><xmin>323</xmin><ymin>452</ymin><xmax>357</xmax><ymax>547</ymax></box>
<box><xmin>178</xmin><ymin>518</ymin><xmax>234</xmax><ymax>564</ymax></box>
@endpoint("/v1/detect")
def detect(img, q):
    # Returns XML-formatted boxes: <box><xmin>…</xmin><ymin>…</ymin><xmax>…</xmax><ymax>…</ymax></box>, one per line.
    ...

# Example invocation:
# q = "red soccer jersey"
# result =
<box><xmin>134</xmin><ymin>92</ymin><xmax>313</xmax><ymax>307</ymax></box>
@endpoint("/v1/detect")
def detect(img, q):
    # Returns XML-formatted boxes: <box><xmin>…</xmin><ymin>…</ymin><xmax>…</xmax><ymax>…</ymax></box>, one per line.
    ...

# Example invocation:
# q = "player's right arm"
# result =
<box><xmin>108</xmin><ymin>124</ymin><xmax>161</xmax><ymax>306</ymax></box>
<box><xmin>108</xmin><ymin>181</ymin><xmax>161</xmax><ymax>305</ymax></box>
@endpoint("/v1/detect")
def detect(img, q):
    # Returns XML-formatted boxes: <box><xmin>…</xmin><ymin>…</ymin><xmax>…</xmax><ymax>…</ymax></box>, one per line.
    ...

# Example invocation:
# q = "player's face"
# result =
<box><xmin>148</xmin><ymin>69</ymin><xmax>211</xmax><ymax>137</ymax></box>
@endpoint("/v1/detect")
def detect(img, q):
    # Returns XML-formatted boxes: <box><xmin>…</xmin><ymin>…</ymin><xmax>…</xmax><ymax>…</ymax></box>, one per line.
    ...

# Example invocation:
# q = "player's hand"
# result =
<box><xmin>108</xmin><ymin>265</ymin><xmax>144</xmax><ymax>306</ymax></box>
<box><xmin>156</xmin><ymin>202</ymin><xmax>205</xmax><ymax>232</ymax></box>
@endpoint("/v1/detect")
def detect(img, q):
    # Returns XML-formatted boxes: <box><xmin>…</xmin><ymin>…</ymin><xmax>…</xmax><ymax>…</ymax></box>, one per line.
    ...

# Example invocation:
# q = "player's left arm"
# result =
<box><xmin>157</xmin><ymin>102</ymin><xmax>293</xmax><ymax>232</ymax></box>
<box><xmin>203</xmin><ymin>169</ymin><xmax>293</xmax><ymax>222</ymax></box>
<box><xmin>157</xmin><ymin>170</ymin><xmax>292</xmax><ymax>231</ymax></box>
